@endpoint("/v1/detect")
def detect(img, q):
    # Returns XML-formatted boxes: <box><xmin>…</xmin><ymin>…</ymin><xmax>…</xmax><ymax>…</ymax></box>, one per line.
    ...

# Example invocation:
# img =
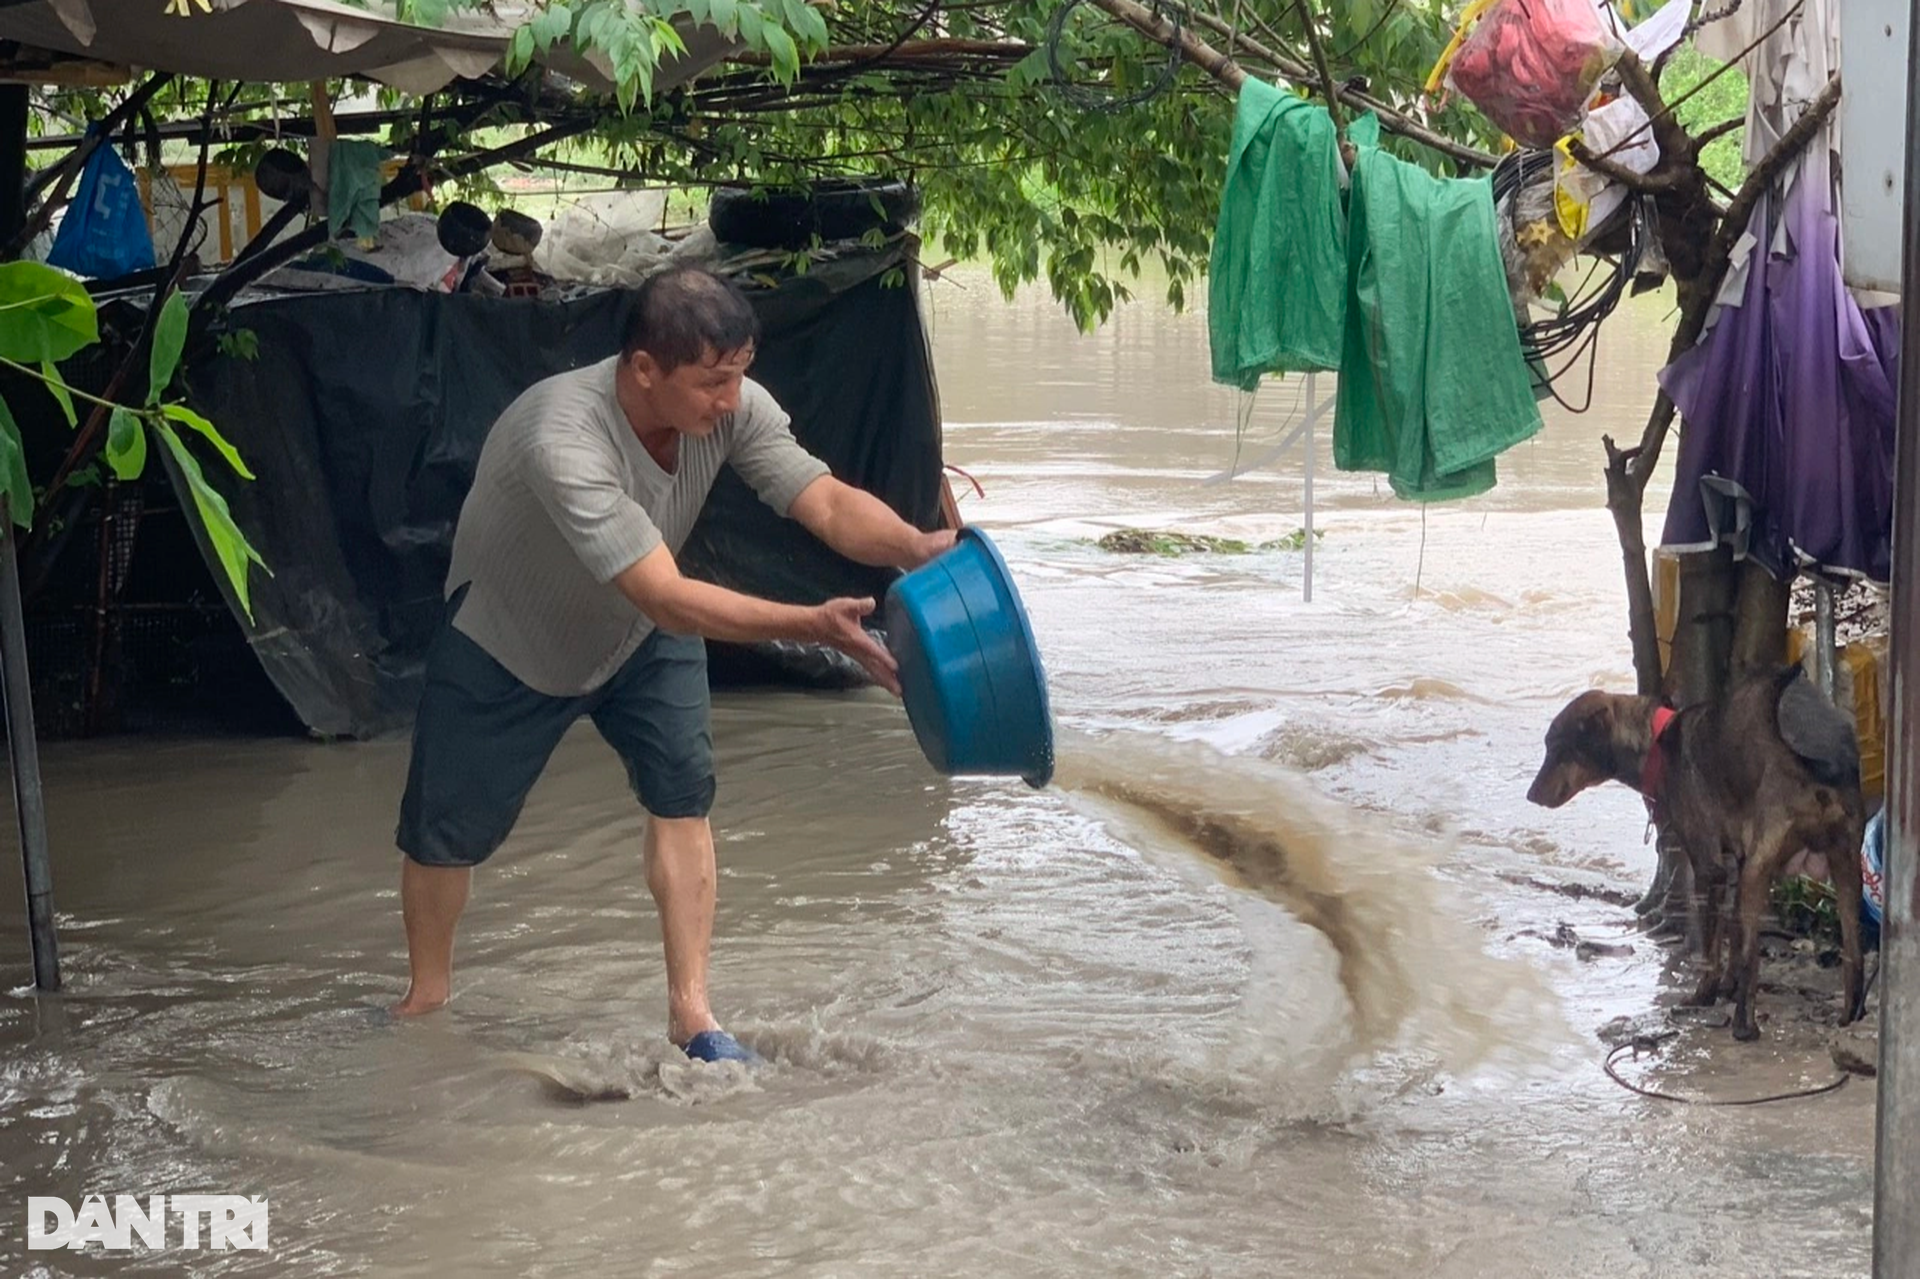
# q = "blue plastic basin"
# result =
<box><xmin>884</xmin><ymin>527</ymin><xmax>1054</xmax><ymax>788</ymax></box>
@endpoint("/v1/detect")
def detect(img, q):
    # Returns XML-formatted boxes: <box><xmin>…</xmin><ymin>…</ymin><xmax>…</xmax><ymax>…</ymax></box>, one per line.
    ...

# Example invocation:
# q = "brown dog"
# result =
<box><xmin>1527</xmin><ymin>666</ymin><xmax>1865</xmax><ymax>1041</ymax></box>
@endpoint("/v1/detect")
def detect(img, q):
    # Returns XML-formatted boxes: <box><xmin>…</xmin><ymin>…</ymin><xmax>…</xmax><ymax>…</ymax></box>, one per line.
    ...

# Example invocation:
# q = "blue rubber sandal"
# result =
<box><xmin>682</xmin><ymin>1030</ymin><xmax>761</xmax><ymax>1064</ymax></box>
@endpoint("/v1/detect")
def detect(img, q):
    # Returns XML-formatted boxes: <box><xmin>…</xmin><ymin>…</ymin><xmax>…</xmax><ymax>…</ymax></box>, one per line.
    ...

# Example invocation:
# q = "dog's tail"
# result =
<box><xmin>1771</xmin><ymin>664</ymin><xmax>1861</xmax><ymax>787</ymax></box>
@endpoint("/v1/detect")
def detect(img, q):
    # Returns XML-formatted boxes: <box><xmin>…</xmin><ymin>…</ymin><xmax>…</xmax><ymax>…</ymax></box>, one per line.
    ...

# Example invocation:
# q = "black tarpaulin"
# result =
<box><xmin>177</xmin><ymin>246</ymin><xmax>943</xmax><ymax>739</ymax></box>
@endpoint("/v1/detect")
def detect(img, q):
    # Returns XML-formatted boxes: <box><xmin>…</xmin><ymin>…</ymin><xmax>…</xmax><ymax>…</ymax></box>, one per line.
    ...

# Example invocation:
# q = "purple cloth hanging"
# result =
<box><xmin>1659</xmin><ymin>175</ymin><xmax>1899</xmax><ymax>582</ymax></box>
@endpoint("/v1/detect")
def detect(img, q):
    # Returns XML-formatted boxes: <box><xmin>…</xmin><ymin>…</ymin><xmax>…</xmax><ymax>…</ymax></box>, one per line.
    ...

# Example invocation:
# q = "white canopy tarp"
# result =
<box><xmin>0</xmin><ymin>0</ymin><xmax>735</xmax><ymax>95</ymax></box>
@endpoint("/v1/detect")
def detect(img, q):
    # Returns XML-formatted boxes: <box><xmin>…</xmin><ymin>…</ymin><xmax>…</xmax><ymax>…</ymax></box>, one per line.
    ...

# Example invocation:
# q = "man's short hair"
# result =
<box><xmin>622</xmin><ymin>266</ymin><xmax>760</xmax><ymax>371</ymax></box>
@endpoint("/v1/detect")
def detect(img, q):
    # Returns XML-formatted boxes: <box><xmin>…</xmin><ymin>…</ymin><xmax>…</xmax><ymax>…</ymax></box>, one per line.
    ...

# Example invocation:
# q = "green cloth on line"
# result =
<box><xmin>1208</xmin><ymin>79</ymin><xmax>1347</xmax><ymax>390</ymax></box>
<box><xmin>328</xmin><ymin>140</ymin><xmax>385</xmax><ymax>242</ymax></box>
<box><xmin>1333</xmin><ymin>113</ymin><xmax>1542</xmax><ymax>502</ymax></box>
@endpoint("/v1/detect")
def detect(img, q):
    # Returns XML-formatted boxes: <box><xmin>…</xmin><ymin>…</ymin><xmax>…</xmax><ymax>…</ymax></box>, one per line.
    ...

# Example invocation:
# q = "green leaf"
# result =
<box><xmin>532</xmin><ymin>2</ymin><xmax>571</xmax><ymax>51</ymax></box>
<box><xmin>0</xmin><ymin>394</ymin><xmax>31</xmax><ymax>528</ymax></box>
<box><xmin>651</xmin><ymin>15</ymin><xmax>687</xmax><ymax>57</ymax></box>
<box><xmin>764</xmin><ymin>24</ymin><xmax>798</xmax><ymax>80</ymax></box>
<box><xmin>41</xmin><ymin>361</ymin><xmax>75</xmax><ymax>428</ymax></box>
<box><xmin>1009</xmin><ymin>48</ymin><xmax>1050</xmax><ymax>85</ymax></box>
<box><xmin>160</xmin><ymin>403</ymin><xmax>254</xmax><ymax>480</ymax></box>
<box><xmin>737</xmin><ymin>2</ymin><xmax>764</xmax><ymax>47</ymax></box>
<box><xmin>147</xmin><ymin>290</ymin><xmax>189</xmax><ymax>406</ymax></box>
<box><xmin>778</xmin><ymin>0</ymin><xmax>824</xmax><ymax>47</ymax></box>
<box><xmin>154</xmin><ymin>421</ymin><xmax>268</xmax><ymax>622</ymax></box>
<box><xmin>507</xmin><ymin>23</ymin><xmax>536</xmax><ymax>73</ymax></box>
<box><xmin>106</xmin><ymin>407</ymin><xmax>146</xmax><ymax>481</ymax></box>
<box><xmin>0</xmin><ymin>261</ymin><xmax>99</xmax><ymax>364</ymax></box>
<box><xmin>216</xmin><ymin>328</ymin><xmax>259</xmax><ymax>361</ymax></box>
<box><xmin>708</xmin><ymin>0</ymin><xmax>737</xmax><ymax>36</ymax></box>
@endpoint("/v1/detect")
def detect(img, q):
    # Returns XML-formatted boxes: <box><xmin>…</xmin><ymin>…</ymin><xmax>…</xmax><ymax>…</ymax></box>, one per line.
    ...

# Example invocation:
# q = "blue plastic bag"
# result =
<box><xmin>1863</xmin><ymin>808</ymin><xmax>1886</xmax><ymax>929</ymax></box>
<box><xmin>47</xmin><ymin>136</ymin><xmax>156</xmax><ymax>280</ymax></box>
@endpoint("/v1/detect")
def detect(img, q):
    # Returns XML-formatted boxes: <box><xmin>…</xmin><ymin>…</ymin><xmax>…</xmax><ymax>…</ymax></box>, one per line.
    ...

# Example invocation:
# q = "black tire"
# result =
<box><xmin>436</xmin><ymin>201</ymin><xmax>493</xmax><ymax>258</ymax></box>
<box><xmin>707</xmin><ymin>178</ymin><xmax>920</xmax><ymax>250</ymax></box>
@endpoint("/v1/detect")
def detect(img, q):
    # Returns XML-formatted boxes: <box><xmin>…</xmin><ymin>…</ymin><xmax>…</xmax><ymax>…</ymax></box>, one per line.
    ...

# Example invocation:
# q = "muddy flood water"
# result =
<box><xmin>0</xmin><ymin>272</ymin><xmax>1877</xmax><ymax>1277</ymax></box>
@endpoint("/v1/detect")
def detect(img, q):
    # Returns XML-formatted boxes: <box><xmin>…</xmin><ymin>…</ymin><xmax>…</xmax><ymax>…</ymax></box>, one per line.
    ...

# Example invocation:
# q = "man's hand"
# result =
<box><xmin>810</xmin><ymin>597</ymin><xmax>901</xmax><ymax>695</ymax></box>
<box><xmin>906</xmin><ymin>528</ymin><xmax>958</xmax><ymax>569</ymax></box>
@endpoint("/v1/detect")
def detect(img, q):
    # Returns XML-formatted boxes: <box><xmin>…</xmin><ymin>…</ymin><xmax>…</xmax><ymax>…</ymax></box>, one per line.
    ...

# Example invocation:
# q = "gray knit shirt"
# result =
<box><xmin>446</xmin><ymin>356</ymin><xmax>830</xmax><ymax>696</ymax></box>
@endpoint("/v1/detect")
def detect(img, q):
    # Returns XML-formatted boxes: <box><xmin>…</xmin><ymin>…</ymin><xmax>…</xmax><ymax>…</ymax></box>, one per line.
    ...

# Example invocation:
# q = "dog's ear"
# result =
<box><xmin>1544</xmin><ymin>691</ymin><xmax>1613</xmax><ymax>750</ymax></box>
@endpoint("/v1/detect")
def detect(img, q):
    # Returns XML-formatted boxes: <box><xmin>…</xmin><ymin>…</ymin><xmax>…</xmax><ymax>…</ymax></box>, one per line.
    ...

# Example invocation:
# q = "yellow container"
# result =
<box><xmin>137</xmin><ymin>160</ymin><xmax>425</xmax><ymax>265</ymax></box>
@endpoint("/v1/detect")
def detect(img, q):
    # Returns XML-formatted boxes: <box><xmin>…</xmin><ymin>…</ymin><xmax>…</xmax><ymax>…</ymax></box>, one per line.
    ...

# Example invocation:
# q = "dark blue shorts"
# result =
<box><xmin>396</xmin><ymin>597</ymin><xmax>715</xmax><ymax>868</ymax></box>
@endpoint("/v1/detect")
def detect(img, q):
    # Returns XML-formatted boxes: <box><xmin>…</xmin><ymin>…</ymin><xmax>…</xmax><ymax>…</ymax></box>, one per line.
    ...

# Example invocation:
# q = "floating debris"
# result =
<box><xmin>1095</xmin><ymin>527</ymin><xmax>1324</xmax><ymax>556</ymax></box>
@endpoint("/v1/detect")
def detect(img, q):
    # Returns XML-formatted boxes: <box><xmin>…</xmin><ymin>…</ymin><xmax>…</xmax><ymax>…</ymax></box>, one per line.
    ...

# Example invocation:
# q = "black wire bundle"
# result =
<box><xmin>1493</xmin><ymin>147</ymin><xmax>1648</xmax><ymax>412</ymax></box>
<box><xmin>1045</xmin><ymin>0</ymin><xmax>1185</xmax><ymax>113</ymax></box>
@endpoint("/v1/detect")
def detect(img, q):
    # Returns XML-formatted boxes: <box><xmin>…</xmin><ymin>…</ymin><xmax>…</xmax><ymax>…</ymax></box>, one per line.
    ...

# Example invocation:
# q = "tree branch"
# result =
<box><xmin>1694</xmin><ymin>116</ymin><xmax>1744</xmax><ymax>148</ymax></box>
<box><xmin>1293</xmin><ymin>0</ymin><xmax>1343</xmax><ymax>132</ymax></box>
<box><xmin>730</xmin><ymin>37</ymin><xmax>1031</xmax><ymax>65</ymax></box>
<box><xmin>1604</xmin><ymin>424</ymin><xmax>1666</xmax><ymax>694</ymax></box>
<box><xmin>1609</xmin><ymin>50</ymin><xmax>1694</xmax><ymax>166</ymax></box>
<box><xmin>1601</xmin><ymin>3</ymin><xmax>1804</xmax><ymax>168</ymax></box>
<box><xmin>1082</xmin><ymin>0</ymin><xmax>1247</xmax><ymax>89</ymax></box>
<box><xmin>1706</xmin><ymin>72</ymin><xmax>1841</xmax><ymax>283</ymax></box>
<box><xmin>1568</xmin><ymin>139</ymin><xmax>1673</xmax><ymax>193</ymax></box>
<box><xmin>1171</xmin><ymin>2</ymin><xmax>1499</xmax><ymax>168</ymax></box>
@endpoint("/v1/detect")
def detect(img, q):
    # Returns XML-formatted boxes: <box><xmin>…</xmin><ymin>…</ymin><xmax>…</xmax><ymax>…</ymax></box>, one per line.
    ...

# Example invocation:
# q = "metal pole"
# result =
<box><xmin>1873</xmin><ymin>0</ymin><xmax>1920</xmax><ymax>1267</ymax></box>
<box><xmin>1303</xmin><ymin>372</ymin><xmax>1316</xmax><ymax>604</ymax></box>
<box><xmin>0</xmin><ymin>512</ymin><xmax>58</xmax><ymax>991</ymax></box>
<box><xmin>1815</xmin><ymin>577</ymin><xmax>1836</xmax><ymax>701</ymax></box>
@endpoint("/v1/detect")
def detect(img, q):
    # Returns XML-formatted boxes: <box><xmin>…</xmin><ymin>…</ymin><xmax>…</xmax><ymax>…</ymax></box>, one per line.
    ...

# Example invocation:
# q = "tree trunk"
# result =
<box><xmin>1729</xmin><ymin>558</ymin><xmax>1792</xmax><ymax>677</ymax></box>
<box><xmin>1667</xmin><ymin>546</ymin><xmax>1737</xmax><ymax>707</ymax></box>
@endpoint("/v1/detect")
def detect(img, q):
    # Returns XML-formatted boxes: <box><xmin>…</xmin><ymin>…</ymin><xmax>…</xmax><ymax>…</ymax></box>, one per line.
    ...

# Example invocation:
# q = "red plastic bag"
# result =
<box><xmin>1448</xmin><ymin>0</ymin><xmax>1623</xmax><ymax>150</ymax></box>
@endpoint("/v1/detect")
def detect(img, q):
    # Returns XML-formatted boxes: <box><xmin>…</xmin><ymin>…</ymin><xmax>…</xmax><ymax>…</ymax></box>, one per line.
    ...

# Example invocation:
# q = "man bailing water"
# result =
<box><xmin>390</xmin><ymin>265</ymin><xmax>954</xmax><ymax>1062</ymax></box>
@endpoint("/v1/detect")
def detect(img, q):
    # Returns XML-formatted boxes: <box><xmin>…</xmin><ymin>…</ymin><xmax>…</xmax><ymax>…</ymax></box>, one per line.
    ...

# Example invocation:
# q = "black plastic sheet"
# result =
<box><xmin>178</xmin><ymin>247</ymin><xmax>943</xmax><ymax>739</ymax></box>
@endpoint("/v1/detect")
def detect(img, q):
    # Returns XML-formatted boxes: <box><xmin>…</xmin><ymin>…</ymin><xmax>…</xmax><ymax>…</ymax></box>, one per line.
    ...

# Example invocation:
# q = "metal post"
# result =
<box><xmin>1874</xmin><ymin>1</ymin><xmax>1920</xmax><ymax>1268</ymax></box>
<box><xmin>0</xmin><ymin>511</ymin><xmax>58</xmax><ymax>990</ymax></box>
<box><xmin>1303</xmin><ymin>372</ymin><xmax>1316</xmax><ymax>605</ymax></box>
<box><xmin>1815</xmin><ymin>577</ymin><xmax>1837</xmax><ymax>701</ymax></box>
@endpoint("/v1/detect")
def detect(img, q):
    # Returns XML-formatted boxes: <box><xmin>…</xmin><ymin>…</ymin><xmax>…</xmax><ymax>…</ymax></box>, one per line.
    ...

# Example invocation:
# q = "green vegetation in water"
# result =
<box><xmin>1096</xmin><ymin>528</ymin><xmax>1325</xmax><ymax>556</ymax></box>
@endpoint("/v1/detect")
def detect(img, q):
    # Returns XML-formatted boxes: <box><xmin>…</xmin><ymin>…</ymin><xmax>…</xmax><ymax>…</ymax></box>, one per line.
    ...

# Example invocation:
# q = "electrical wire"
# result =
<box><xmin>1492</xmin><ymin>147</ymin><xmax>1649</xmax><ymax>407</ymax></box>
<box><xmin>1045</xmin><ymin>0</ymin><xmax>1186</xmax><ymax>113</ymax></box>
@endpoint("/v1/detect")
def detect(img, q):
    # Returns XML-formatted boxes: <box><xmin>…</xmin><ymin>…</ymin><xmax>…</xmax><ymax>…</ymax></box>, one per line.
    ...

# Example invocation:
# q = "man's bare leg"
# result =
<box><xmin>646</xmin><ymin>815</ymin><xmax>722</xmax><ymax>1045</ymax></box>
<box><xmin>393</xmin><ymin>858</ymin><xmax>471</xmax><ymax>1016</ymax></box>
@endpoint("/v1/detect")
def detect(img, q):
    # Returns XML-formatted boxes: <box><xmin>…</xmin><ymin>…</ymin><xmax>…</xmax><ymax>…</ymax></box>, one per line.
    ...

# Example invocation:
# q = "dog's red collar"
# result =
<box><xmin>1640</xmin><ymin>705</ymin><xmax>1677</xmax><ymax>803</ymax></box>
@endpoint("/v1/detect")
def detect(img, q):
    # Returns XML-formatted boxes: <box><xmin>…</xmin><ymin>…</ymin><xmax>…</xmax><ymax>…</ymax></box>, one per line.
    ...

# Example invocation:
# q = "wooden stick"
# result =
<box><xmin>308</xmin><ymin>80</ymin><xmax>336</xmax><ymax>219</ymax></box>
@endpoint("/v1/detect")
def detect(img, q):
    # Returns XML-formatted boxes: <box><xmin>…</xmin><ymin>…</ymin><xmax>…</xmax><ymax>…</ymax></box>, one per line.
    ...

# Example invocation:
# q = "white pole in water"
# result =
<box><xmin>1875</xmin><ymin>0</ymin><xmax>1920</xmax><ymax>1269</ymax></box>
<box><xmin>1303</xmin><ymin>372</ymin><xmax>1316</xmax><ymax>604</ymax></box>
